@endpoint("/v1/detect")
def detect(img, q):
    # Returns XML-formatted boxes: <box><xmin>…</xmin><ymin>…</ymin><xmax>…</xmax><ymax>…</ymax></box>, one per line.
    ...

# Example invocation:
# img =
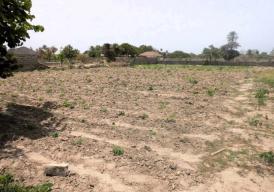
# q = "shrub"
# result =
<box><xmin>113</xmin><ymin>146</ymin><xmax>124</xmax><ymax>156</ymax></box>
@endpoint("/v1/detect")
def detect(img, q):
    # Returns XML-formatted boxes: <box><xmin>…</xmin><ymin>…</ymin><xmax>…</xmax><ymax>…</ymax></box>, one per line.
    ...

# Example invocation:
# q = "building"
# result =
<box><xmin>139</xmin><ymin>51</ymin><xmax>162</xmax><ymax>58</ymax></box>
<box><xmin>8</xmin><ymin>47</ymin><xmax>40</xmax><ymax>70</ymax></box>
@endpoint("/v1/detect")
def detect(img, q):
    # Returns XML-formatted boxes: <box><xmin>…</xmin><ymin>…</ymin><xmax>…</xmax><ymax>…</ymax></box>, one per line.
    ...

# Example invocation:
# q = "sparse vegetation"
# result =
<box><xmin>165</xmin><ymin>113</ymin><xmax>176</xmax><ymax>123</ymax></box>
<box><xmin>50</xmin><ymin>131</ymin><xmax>59</xmax><ymax>138</ymax></box>
<box><xmin>63</xmin><ymin>100</ymin><xmax>75</xmax><ymax>109</ymax></box>
<box><xmin>188</xmin><ymin>77</ymin><xmax>198</xmax><ymax>85</ymax></box>
<box><xmin>255</xmin><ymin>88</ymin><xmax>269</xmax><ymax>107</ymax></box>
<box><xmin>260</xmin><ymin>151</ymin><xmax>274</xmax><ymax>165</ymax></box>
<box><xmin>112</xmin><ymin>146</ymin><xmax>124</xmax><ymax>156</ymax></box>
<box><xmin>248</xmin><ymin>116</ymin><xmax>262</xmax><ymax>127</ymax></box>
<box><xmin>72</xmin><ymin>137</ymin><xmax>85</xmax><ymax>146</ymax></box>
<box><xmin>0</xmin><ymin>173</ymin><xmax>52</xmax><ymax>192</ymax></box>
<box><xmin>256</xmin><ymin>70</ymin><xmax>274</xmax><ymax>88</ymax></box>
<box><xmin>100</xmin><ymin>107</ymin><xmax>108</xmax><ymax>113</ymax></box>
<box><xmin>138</xmin><ymin>113</ymin><xmax>149</xmax><ymax>120</ymax></box>
<box><xmin>148</xmin><ymin>85</ymin><xmax>154</xmax><ymax>91</ymax></box>
<box><xmin>207</xmin><ymin>88</ymin><xmax>216</xmax><ymax>97</ymax></box>
<box><xmin>159</xmin><ymin>101</ymin><xmax>169</xmax><ymax>109</ymax></box>
<box><xmin>117</xmin><ymin>111</ymin><xmax>126</xmax><ymax>116</ymax></box>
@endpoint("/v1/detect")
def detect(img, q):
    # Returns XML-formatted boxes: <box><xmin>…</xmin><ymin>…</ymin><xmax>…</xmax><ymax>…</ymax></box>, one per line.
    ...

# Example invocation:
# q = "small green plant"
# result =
<box><xmin>188</xmin><ymin>77</ymin><xmax>198</xmax><ymax>85</ymax></box>
<box><xmin>50</xmin><ymin>131</ymin><xmax>59</xmax><ymax>138</ymax></box>
<box><xmin>72</xmin><ymin>137</ymin><xmax>84</xmax><ymax>146</ymax></box>
<box><xmin>255</xmin><ymin>88</ymin><xmax>269</xmax><ymax>107</ymax></box>
<box><xmin>112</xmin><ymin>146</ymin><xmax>124</xmax><ymax>156</ymax></box>
<box><xmin>165</xmin><ymin>113</ymin><xmax>176</xmax><ymax>123</ymax></box>
<box><xmin>0</xmin><ymin>173</ymin><xmax>53</xmax><ymax>192</ymax></box>
<box><xmin>139</xmin><ymin>113</ymin><xmax>149</xmax><ymax>120</ymax></box>
<box><xmin>46</xmin><ymin>88</ymin><xmax>52</xmax><ymax>94</ymax></box>
<box><xmin>260</xmin><ymin>151</ymin><xmax>274</xmax><ymax>165</ymax></box>
<box><xmin>117</xmin><ymin>111</ymin><xmax>125</xmax><ymax>116</ymax></box>
<box><xmin>159</xmin><ymin>101</ymin><xmax>169</xmax><ymax>109</ymax></box>
<box><xmin>63</xmin><ymin>100</ymin><xmax>75</xmax><ymax>109</ymax></box>
<box><xmin>148</xmin><ymin>85</ymin><xmax>154</xmax><ymax>91</ymax></box>
<box><xmin>248</xmin><ymin>116</ymin><xmax>261</xmax><ymax>127</ymax></box>
<box><xmin>207</xmin><ymin>88</ymin><xmax>216</xmax><ymax>97</ymax></box>
<box><xmin>100</xmin><ymin>107</ymin><xmax>108</xmax><ymax>113</ymax></box>
<box><xmin>149</xmin><ymin>129</ymin><xmax>157</xmax><ymax>136</ymax></box>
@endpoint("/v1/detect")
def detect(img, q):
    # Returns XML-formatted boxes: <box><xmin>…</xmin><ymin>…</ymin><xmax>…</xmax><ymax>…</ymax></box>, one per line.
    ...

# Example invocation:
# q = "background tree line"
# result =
<box><xmin>36</xmin><ymin>31</ymin><xmax>274</xmax><ymax>65</ymax></box>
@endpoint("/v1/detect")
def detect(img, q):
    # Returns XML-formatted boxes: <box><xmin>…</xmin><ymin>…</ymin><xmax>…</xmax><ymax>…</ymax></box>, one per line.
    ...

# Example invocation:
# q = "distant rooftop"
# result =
<box><xmin>8</xmin><ymin>47</ymin><xmax>37</xmax><ymax>55</ymax></box>
<box><xmin>139</xmin><ymin>51</ymin><xmax>162</xmax><ymax>58</ymax></box>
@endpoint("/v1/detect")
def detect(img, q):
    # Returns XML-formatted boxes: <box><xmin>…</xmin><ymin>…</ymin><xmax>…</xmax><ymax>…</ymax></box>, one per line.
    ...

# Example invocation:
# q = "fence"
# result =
<box><xmin>131</xmin><ymin>57</ymin><xmax>274</xmax><ymax>67</ymax></box>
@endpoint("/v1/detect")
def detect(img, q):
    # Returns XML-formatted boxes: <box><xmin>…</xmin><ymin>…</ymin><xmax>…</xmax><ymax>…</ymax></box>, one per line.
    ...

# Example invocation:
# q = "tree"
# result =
<box><xmin>87</xmin><ymin>45</ymin><xmax>102</xmax><ymax>58</ymax></box>
<box><xmin>138</xmin><ymin>45</ymin><xmax>154</xmax><ymax>54</ymax></box>
<box><xmin>60</xmin><ymin>45</ymin><xmax>79</xmax><ymax>64</ymax></box>
<box><xmin>221</xmin><ymin>31</ymin><xmax>240</xmax><ymax>61</ymax></box>
<box><xmin>202</xmin><ymin>45</ymin><xmax>221</xmax><ymax>64</ymax></box>
<box><xmin>167</xmin><ymin>51</ymin><xmax>191</xmax><ymax>58</ymax></box>
<box><xmin>119</xmin><ymin>43</ymin><xmax>138</xmax><ymax>57</ymax></box>
<box><xmin>226</xmin><ymin>31</ymin><xmax>240</xmax><ymax>50</ymax></box>
<box><xmin>0</xmin><ymin>0</ymin><xmax>44</xmax><ymax>78</ymax></box>
<box><xmin>112</xmin><ymin>43</ymin><xmax>122</xmax><ymax>57</ymax></box>
<box><xmin>37</xmin><ymin>45</ymin><xmax>58</xmax><ymax>61</ymax></box>
<box><xmin>270</xmin><ymin>49</ymin><xmax>274</xmax><ymax>56</ymax></box>
<box><xmin>56</xmin><ymin>52</ymin><xmax>65</xmax><ymax>65</ymax></box>
<box><xmin>102</xmin><ymin>43</ymin><xmax>116</xmax><ymax>62</ymax></box>
<box><xmin>76</xmin><ymin>53</ymin><xmax>89</xmax><ymax>64</ymax></box>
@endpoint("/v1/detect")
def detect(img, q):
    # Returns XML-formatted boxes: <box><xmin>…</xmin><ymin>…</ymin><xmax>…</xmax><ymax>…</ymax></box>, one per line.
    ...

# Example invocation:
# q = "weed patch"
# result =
<box><xmin>113</xmin><ymin>146</ymin><xmax>124</xmax><ymax>156</ymax></box>
<box><xmin>260</xmin><ymin>151</ymin><xmax>274</xmax><ymax>165</ymax></box>
<box><xmin>0</xmin><ymin>173</ymin><xmax>52</xmax><ymax>192</ymax></box>
<box><xmin>255</xmin><ymin>88</ymin><xmax>269</xmax><ymax>107</ymax></box>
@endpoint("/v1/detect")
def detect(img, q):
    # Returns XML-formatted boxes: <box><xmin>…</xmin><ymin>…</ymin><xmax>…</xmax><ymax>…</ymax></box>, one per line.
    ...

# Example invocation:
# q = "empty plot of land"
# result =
<box><xmin>0</xmin><ymin>65</ymin><xmax>273</xmax><ymax>192</ymax></box>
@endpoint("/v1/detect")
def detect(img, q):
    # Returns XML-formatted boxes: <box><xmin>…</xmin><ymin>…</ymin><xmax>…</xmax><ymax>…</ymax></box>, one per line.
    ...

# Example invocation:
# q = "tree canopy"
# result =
<box><xmin>220</xmin><ymin>31</ymin><xmax>240</xmax><ymax>61</ymax></box>
<box><xmin>202</xmin><ymin>45</ymin><xmax>221</xmax><ymax>64</ymax></box>
<box><xmin>60</xmin><ymin>45</ymin><xmax>80</xmax><ymax>63</ymax></box>
<box><xmin>167</xmin><ymin>51</ymin><xmax>191</xmax><ymax>58</ymax></box>
<box><xmin>0</xmin><ymin>0</ymin><xmax>44</xmax><ymax>78</ymax></box>
<box><xmin>37</xmin><ymin>45</ymin><xmax>58</xmax><ymax>61</ymax></box>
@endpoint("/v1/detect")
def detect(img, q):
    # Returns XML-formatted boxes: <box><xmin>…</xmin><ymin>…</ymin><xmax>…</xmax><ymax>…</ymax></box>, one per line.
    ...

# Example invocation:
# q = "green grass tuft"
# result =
<box><xmin>0</xmin><ymin>173</ymin><xmax>53</xmax><ymax>192</ymax></box>
<box><xmin>260</xmin><ymin>151</ymin><xmax>274</xmax><ymax>165</ymax></box>
<box><xmin>112</xmin><ymin>146</ymin><xmax>124</xmax><ymax>156</ymax></box>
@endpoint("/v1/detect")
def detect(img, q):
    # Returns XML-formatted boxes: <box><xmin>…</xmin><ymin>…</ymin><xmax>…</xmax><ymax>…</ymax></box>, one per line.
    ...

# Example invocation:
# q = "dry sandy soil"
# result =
<box><xmin>0</xmin><ymin>65</ymin><xmax>273</xmax><ymax>192</ymax></box>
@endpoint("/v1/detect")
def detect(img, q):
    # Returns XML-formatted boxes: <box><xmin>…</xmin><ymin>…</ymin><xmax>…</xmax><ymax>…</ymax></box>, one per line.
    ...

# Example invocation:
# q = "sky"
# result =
<box><xmin>24</xmin><ymin>0</ymin><xmax>274</xmax><ymax>54</ymax></box>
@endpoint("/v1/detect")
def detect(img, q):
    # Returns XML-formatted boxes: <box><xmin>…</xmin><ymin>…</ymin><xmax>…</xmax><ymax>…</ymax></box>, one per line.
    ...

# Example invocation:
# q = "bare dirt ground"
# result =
<box><xmin>0</xmin><ymin>65</ymin><xmax>273</xmax><ymax>192</ymax></box>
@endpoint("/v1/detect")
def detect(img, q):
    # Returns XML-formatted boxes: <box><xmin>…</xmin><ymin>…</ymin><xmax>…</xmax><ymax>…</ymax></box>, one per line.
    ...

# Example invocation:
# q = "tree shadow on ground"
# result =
<box><xmin>0</xmin><ymin>102</ymin><xmax>61</xmax><ymax>159</ymax></box>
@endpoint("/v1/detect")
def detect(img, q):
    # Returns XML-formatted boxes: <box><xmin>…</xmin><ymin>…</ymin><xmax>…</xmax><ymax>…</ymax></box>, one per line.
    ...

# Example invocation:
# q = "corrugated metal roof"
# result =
<box><xmin>139</xmin><ymin>51</ymin><xmax>162</xmax><ymax>58</ymax></box>
<box><xmin>8</xmin><ymin>47</ymin><xmax>37</xmax><ymax>55</ymax></box>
